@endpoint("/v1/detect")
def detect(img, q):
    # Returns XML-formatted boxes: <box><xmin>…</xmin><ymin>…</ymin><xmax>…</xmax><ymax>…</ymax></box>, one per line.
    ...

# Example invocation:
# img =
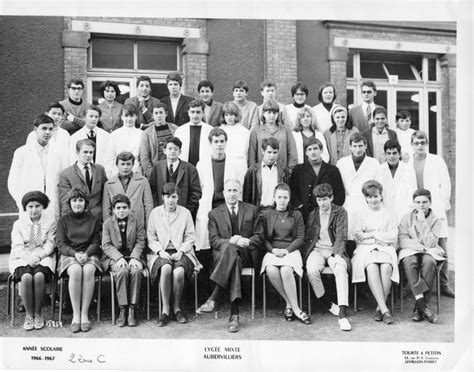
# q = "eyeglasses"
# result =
<box><xmin>294</xmin><ymin>92</ymin><xmax>306</xmax><ymax>96</ymax></box>
<box><xmin>361</xmin><ymin>90</ymin><xmax>373</xmax><ymax>94</ymax></box>
<box><xmin>70</xmin><ymin>87</ymin><xmax>83</xmax><ymax>91</ymax></box>
<box><xmin>412</xmin><ymin>141</ymin><xmax>427</xmax><ymax>146</ymax></box>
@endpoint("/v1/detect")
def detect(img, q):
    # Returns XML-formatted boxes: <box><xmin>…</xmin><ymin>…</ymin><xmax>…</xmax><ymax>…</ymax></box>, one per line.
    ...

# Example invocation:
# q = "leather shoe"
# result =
<box><xmin>228</xmin><ymin>315</ymin><xmax>240</xmax><ymax>333</ymax></box>
<box><xmin>80</xmin><ymin>322</ymin><xmax>91</xmax><ymax>332</ymax></box>
<box><xmin>157</xmin><ymin>313</ymin><xmax>169</xmax><ymax>327</ymax></box>
<box><xmin>70</xmin><ymin>322</ymin><xmax>81</xmax><ymax>333</ymax></box>
<box><xmin>411</xmin><ymin>308</ymin><xmax>423</xmax><ymax>322</ymax></box>
<box><xmin>422</xmin><ymin>307</ymin><xmax>439</xmax><ymax>323</ymax></box>
<box><xmin>441</xmin><ymin>286</ymin><xmax>455</xmax><ymax>298</ymax></box>
<box><xmin>374</xmin><ymin>310</ymin><xmax>383</xmax><ymax>322</ymax></box>
<box><xmin>298</xmin><ymin>311</ymin><xmax>311</xmax><ymax>325</ymax></box>
<box><xmin>197</xmin><ymin>298</ymin><xmax>220</xmax><ymax>314</ymax></box>
<box><xmin>382</xmin><ymin>311</ymin><xmax>393</xmax><ymax>325</ymax></box>
<box><xmin>127</xmin><ymin>306</ymin><xmax>137</xmax><ymax>327</ymax></box>
<box><xmin>175</xmin><ymin>311</ymin><xmax>187</xmax><ymax>324</ymax></box>
<box><xmin>284</xmin><ymin>308</ymin><xmax>295</xmax><ymax>321</ymax></box>
<box><xmin>117</xmin><ymin>307</ymin><xmax>127</xmax><ymax>327</ymax></box>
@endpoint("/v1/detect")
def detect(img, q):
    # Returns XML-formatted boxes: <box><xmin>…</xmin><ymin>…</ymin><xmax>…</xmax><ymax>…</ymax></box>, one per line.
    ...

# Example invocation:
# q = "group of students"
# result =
<box><xmin>7</xmin><ymin>73</ymin><xmax>453</xmax><ymax>334</ymax></box>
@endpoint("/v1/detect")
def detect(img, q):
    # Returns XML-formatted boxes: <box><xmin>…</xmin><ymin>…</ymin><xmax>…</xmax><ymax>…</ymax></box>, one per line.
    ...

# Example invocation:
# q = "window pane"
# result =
<box><xmin>396</xmin><ymin>91</ymin><xmax>419</xmax><ymax>131</ymax></box>
<box><xmin>347</xmin><ymin>54</ymin><xmax>354</xmax><ymax>78</ymax></box>
<box><xmin>346</xmin><ymin>89</ymin><xmax>354</xmax><ymax>108</ymax></box>
<box><xmin>137</xmin><ymin>41</ymin><xmax>178</xmax><ymax>71</ymax></box>
<box><xmin>360</xmin><ymin>61</ymin><xmax>386</xmax><ymax>79</ymax></box>
<box><xmin>428</xmin><ymin>58</ymin><xmax>437</xmax><ymax>81</ymax></box>
<box><xmin>385</xmin><ymin>62</ymin><xmax>416</xmax><ymax>80</ymax></box>
<box><xmin>91</xmin><ymin>81</ymin><xmax>130</xmax><ymax>105</ymax></box>
<box><xmin>91</xmin><ymin>39</ymin><xmax>134</xmax><ymax>69</ymax></box>
<box><xmin>428</xmin><ymin>92</ymin><xmax>438</xmax><ymax>153</ymax></box>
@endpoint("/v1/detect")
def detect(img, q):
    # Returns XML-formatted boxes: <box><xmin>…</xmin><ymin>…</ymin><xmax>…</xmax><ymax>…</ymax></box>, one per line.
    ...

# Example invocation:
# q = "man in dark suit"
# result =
<box><xmin>348</xmin><ymin>80</ymin><xmax>383</xmax><ymax>133</ymax></box>
<box><xmin>160</xmin><ymin>72</ymin><xmax>194</xmax><ymax>127</ymax></box>
<box><xmin>290</xmin><ymin>137</ymin><xmax>345</xmax><ymax>222</ymax></box>
<box><xmin>58</xmin><ymin>138</ymin><xmax>107</xmax><ymax>220</ymax></box>
<box><xmin>124</xmin><ymin>75</ymin><xmax>161</xmax><ymax>130</ymax></box>
<box><xmin>362</xmin><ymin>107</ymin><xmax>398</xmax><ymax>163</ymax></box>
<box><xmin>198</xmin><ymin>79</ymin><xmax>223</xmax><ymax>127</ymax></box>
<box><xmin>149</xmin><ymin>137</ymin><xmax>202</xmax><ymax>220</ymax></box>
<box><xmin>196</xmin><ymin>179</ymin><xmax>263</xmax><ymax>333</ymax></box>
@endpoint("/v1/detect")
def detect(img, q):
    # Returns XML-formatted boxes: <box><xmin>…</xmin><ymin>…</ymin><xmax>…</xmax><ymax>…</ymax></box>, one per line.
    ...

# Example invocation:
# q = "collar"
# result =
<box><xmin>77</xmin><ymin>161</ymin><xmax>92</xmax><ymax>171</ymax></box>
<box><xmin>362</xmin><ymin>102</ymin><xmax>374</xmax><ymax>112</ymax></box>
<box><xmin>69</xmin><ymin>97</ymin><xmax>82</xmax><ymax>105</ymax></box>
<box><xmin>170</xmin><ymin>94</ymin><xmax>181</xmax><ymax>101</ymax></box>
<box><xmin>35</xmin><ymin>140</ymin><xmax>49</xmax><ymax>151</ymax></box>
<box><xmin>118</xmin><ymin>173</ymin><xmax>132</xmax><ymax>181</ymax></box>
<box><xmin>372</xmin><ymin>126</ymin><xmax>387</xmax><ymax>135</ymax></box>
<box><xmin>319</xmin><ymin>207</ymin><xmax>331</xmax><ymax>217</ymax></box>
<box><xmin>205</xmin><ymin>99</ymin><xmax>213</xmax><ymax>107</ymax></box>
<box><xmin>262</xmin><ymin>161</ymin><xmax>276</xmax><ymax>170</ymax></box>
<box><xmin>293</xmin><ymin>102</ymin><xmax>305</xmax><ymax>109</ymax></box>
<box><xmin>167</xmin><ymin>159</ymin><xmax>180</xmax><ymax>167</ymax></box>
<box><xmin>227</xmin><ymin>203</ymin><xmax>238</xmax><ymax>214</ymax></box>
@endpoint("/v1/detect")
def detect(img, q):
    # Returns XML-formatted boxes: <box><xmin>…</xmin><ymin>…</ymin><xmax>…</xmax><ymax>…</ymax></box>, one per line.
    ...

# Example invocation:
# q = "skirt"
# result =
<box><xmin>150</xmin><ymin>249</ymin><xmax>195</xmax><ymax>284</ymax></box>
<box><xmin>14</xmin><ymin>265</ymin><xmax>52</xmax><ymax>281</ymax></box>
<box><xmin>260</xmin><ymin>250</ymin><xmax>303</xmax><ymax>277</ymax></box>
<box><xmin>57</xmin><ymin>254</ymin><xmax>102</xmax><ymax>277</ymax></box>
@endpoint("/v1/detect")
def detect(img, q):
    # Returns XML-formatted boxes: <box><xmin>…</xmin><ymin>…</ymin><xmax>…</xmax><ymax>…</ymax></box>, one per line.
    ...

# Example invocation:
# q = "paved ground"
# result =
<box><xmin>0</xmin><ymin>272</ymin><xmax>454</xmax><ymax>342</ymax></box>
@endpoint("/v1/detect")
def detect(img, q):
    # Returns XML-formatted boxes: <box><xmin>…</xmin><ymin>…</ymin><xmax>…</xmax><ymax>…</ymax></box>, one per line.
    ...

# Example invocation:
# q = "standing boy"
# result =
<box><xmin>161</xmin><ymin>72</ymin><xmax>194</xmax><ymax>127</ymax></box>
<box><xmin>124</xmin><ymin>76</ymin><xmax>161</xmax><ymax>129</ymax></box>
<box><xmin>60</xmin><ymin>79</ymin><xmax>89</xmax><ymax>135</ymax></box>
<box><xmin>363</xmin><ymin>107</ymin><xmax>398</xmax><ymax>163</ymax></box>
<box><xmin>349</xmin><ymin>81</ymin><xmax>382</xmax><ymax>133</ymax></box>
<box><xmin>232</xmin><ymin>80</ymin><xmax>259</xmax><ymax>130</ymax></box>
<box><xmin>198</xmin><ymin>79</ymin><xmax>223</xmax><ymax>127</ymax></box>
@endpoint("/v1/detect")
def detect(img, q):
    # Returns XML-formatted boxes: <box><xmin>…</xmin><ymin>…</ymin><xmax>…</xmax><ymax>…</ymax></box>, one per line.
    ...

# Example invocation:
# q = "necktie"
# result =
<box><xmin>84</xmin><ymin>165</ymin><xmax>92</xmax><ymax>191</ymax></box>
<box><xmin>366</xmin><ymin>105</ymin><xmax>372</xmax><ymax>123</ymax></box>
<box><xmin>89</xmin><ymin>129</ymin><xmax>96</xmax><ymax>142</ymax></box>
<box><xmin>230</xmin><ymin>206</ymin><xmax>239</xmax><ymax>236</ymax></box>
<box><xmin>88</xmin><ymin>130</ymin><xmax>97</xmax><ymax>162</ymax></box>
<box><xmin>28</xmin><ymin>223</ymin><xmax>42</xmax><ymax>249</ymax></box>
<box><xmin>169</xmin><ymin>163</ymin><xmax>174</xmax><ymax>175</ymax></box>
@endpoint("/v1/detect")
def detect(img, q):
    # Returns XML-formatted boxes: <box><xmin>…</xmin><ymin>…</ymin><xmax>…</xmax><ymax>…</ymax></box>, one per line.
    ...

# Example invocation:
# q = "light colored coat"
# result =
<box><xmin>146</xmin><ymin>205</ymin><xmax>202</xmax><ymax>271</ymax></box>
<box><xmin>8</xmin><ymin>141</ymin><xmax>65</xmax><ymax>220</ymax></box>
<box><xmin>379</xmin><ymin>161</ymin><xmax>417</xmax><ymax>223</ymax></box>
<box><xmin>174</xmin><ymin>122</ymin><xmax>213</xmax><ymax>164</ymax></box>
<box><xmin>285</xmin><ymin>103</ymin><xmax>311</xmax><ymax>130</ymax></box>
<box><xmin>312</xmin><ymin>103</ymin><xmax>334</xmax><ymax>134</ymax></box>
<box><xmin>69</xmin><ymin>126</ymin><xmax>110</xmax><ymax>168</ymax></box>
<box><xmin>292</xmin><ymin>130</ymin><xmax>329</xmax><ymax>164</ymax></box>
<box><xmin>195</xmin><ymin>157</ymin><xmax>246</xmax><ymax>251</ymax></box>
<box><xmin>27</xmin><ymin>127</ymin><xmax>70</xmax><ymax>160</ymax></box>
<box><xmin>104</xmin><ymin>126</ymin><xmax>143</xmax><ymax>178</ymax></box>
<box><xmin>9</xmin><ymin>215</ymin><xmax>56</xmax><ymax>274</ymax></box>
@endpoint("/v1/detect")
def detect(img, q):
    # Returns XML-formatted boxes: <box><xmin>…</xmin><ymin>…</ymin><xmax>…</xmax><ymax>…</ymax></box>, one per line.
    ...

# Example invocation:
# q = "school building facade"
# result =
<box><xmin>0</xmin><ymin>17</ymin><xmax>457</xmax><ymax>246</ymax></box>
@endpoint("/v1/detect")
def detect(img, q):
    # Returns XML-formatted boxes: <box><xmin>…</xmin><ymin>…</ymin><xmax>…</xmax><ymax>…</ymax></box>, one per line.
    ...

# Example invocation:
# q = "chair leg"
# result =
<box><xmin>51</xmin><ymin>274</ymin><xmax>56</xmax><ymax>320</ymax></box>
<box><xmin>158</xmin><ymin>279</ymin><xmax>162</xmax><ymax>316</ymax></box>
<box><xmin>353</xmin><ymin>283</ymin><xmax>357</xmax><ymax>312</ymax></box>
<box><xmin>390</xmin><ymin>282</ymin><xmax>394</xmax><ymax>314</ymax></box>
<box><xmin>436</xmin><ymin>264</ymin><xmax>442</xmax><ymax>315</ymax></box>
<box><xmin>6</xmin><ymin>275</ymin><xmax>12</xmax><ymax>315</ymax></box>
<box><xmin>400</xmin><ymin>274</ymin><xmax>404</xmax><ymax>317</ymax></box>
<box><xmin>194</xmin><ymin>272</ymin><xmax>198</xmax><ymax>316</ymax></box>
<box><xmin>251</xmin><ymin>270</ymin><xmax>255</xmax><ymax>320</ymax></box>
<box><xmin>59</xmin><ymin>278</ymin><xmax>64</xmax><ymax>323</ymax></box>
<box><xmin>262</xmin><ymin>273</ymin><xmax>266</xmax><ymax>319</ymax></box>
<box><xmin>307</xmin><ymin>278</ymin><xmax>311</xmax><ymax>316</ymax></box>
<box><xmin>146</xmin><ymin>273</ymin><xmax>151</xmax><ymax>320</ymax></box>
<box><xmin>110</xmin><ymin>273</ymin><xmax>115</xmax><ymax>325</ymax></box>
<box><xmin>298</xmin><ymin>276</ymin><xmax>302</xmax><ymax>310</ymax></box>
<box><xmin>97</xmin><ymin>276</ymin><xmax>102</xmax><ymax>322</ymax></box>
<box><xmin>10</xmin><ymin>278</ymin><xmax>15</xmax><ymax>327</ymax></box>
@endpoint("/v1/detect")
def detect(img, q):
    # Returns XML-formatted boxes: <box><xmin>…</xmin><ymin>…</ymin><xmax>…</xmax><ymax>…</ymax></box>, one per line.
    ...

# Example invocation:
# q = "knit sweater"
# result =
<box><xmin>56</xmin><ymin>211</ymin><xmax>101</xmax><ymax>257</ymax></box>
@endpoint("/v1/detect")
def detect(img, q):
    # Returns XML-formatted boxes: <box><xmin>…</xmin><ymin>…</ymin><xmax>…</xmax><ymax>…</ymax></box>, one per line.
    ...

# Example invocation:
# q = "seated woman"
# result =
<box><xmin>260</xmin><ymin>183</ymin><xmax>310</xmax><ymax>324</ymax></box>
<box><xmin>101</xmin><ymin>194</ymin><xmax>145</xmax><ymax>327</ymax></box>
<box><xmin>398</xmin><ymin>189</ymin><xmax>444</xmax><ymax>324</ymax></box>
<box><xmin>351</xmin><ymin>180</ymin><xmax>399</xmax><ymax>325</ymax></box>
<box><xmin>292</xmin><ymin>107</ymin><xmax>329</xmax><ymax>164</ymax></box>
<box><xmin>9</xmin><ymin>191</ymin><xmax>56</xmax><ymax>331</ymax></box>
<box><xmin>147</xmin><ymin>183</ymin><xmax>202</xmax><ymax>327</ymax></box>
<box><xmin>323</xmin><ymin>105</ymin><xmax>359</xmax><ymax>165</ymax></box>
<box><xmin>56</xmin><ymin>188</ymin><xmax>102</xmax><ymax>333</ymax></box>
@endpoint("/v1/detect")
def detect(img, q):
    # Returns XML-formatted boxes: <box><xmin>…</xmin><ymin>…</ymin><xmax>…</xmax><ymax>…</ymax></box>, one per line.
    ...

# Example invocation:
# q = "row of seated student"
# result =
<box><xmin>10</xmin><ymin>178</ymin><xmax>444</xmax><ymax>334</ymax></box>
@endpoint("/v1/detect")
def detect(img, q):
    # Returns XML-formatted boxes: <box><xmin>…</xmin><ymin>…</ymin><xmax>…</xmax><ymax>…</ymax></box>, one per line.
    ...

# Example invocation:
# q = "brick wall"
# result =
<box><xmin>265</xmin><ymin>20</ymin><xmax>297</xmax><ymax>104</ymax></box>
<box><xmin>64</xmin><ymin>47</ymin><xmax>88</xmax><ymax>98</ymax></box>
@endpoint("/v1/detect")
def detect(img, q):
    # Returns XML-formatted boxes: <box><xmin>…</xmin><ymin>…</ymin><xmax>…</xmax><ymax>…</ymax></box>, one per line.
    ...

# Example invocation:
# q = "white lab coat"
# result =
<box><xmin>174</xmin><ymin>122</ymin><xmax>213</xmax><ymax>164</ymax></box>
<box><xmin>27</xmin><ymin>127</ymin><xmax>70</xmax><ymax>159</ymax></box>
<box><xmin>104</xmin><ymin>126</ymin><xmax>142</xmax><ymax>178</ymax></box>
<box><xmin>312</xmin><ymin>103</ymin><xmax>333</xmax><ymax>134</ymax></box>
<box><xmin>292</xmin><ymin>130</ymin><xmax>330</xmax><ymax>164</ymax></box>
<box><xmin>194</xmin><ymin>157</ymin><xmax>247</xmax><ymax>251</ymax></box>
<box><xmin>8</xmin><ymin>141</ymin><xmax>65</xmax><ymax>220</ymax></box>
<box><xmin>408</xmin><ymin>153</ymin><xmax>451</xmax><ymax>236</ymax></box>
<box><xmin>379</xmin><ymin>161</ymin><xmax>417</xmax><ymax>223</ymax></box>
<box><xmin>69</xmin><ymin>126</ymin><xmax>110</xmax><ymax>168</ymax></box>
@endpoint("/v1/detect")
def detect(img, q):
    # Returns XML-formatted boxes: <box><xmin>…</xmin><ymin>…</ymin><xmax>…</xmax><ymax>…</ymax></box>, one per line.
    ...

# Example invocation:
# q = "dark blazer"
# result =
<box><xmin>208</xmin><ymin>201</ymin><xmax>264</xmax><ymax>268</ymax></box>
<box><xmin>242</xmin><ymin>162</ymin><xmax>288</xmax><ymax>207</ymax></box>
<box><xmin>161</xmin><ymin>95</ymin><xmax>194</xmax><ymax>126</ymax></box>
<box><xmin>289</xmin><ymin>161</ymin><xmax>345</xmax><ymax>222</ymax></box>
<box><xmin>205</xmin><ymin>100</ymin><xmax>223</xmax><ymax>127</ymax></box>
<box><xmin>124</xmin><ymin>96</ymin><xmax>161</xmax><ymax>129</ymax></box>
<box><xmin>348</xmin><ymin>104</ymin><xmax>383</xmax><ymax>133</ymax></box>
<box><xmin>149</xmin><ymin>159</ymin><xmax>202</xmax><ymax>217</ymax></box>
<box><xmin>58</xmin><ymin>163</ymin><xmax>107</xmax><ymax>220</ymax></box>
<box><xmin>101</xmin><ymin>213</ymin><xmax>146</xmax><ymax>270</ymax></box>
<box><xmin>262</xmin><ymin>209</ymin><xmax>304</xmax><ymax>253</ymax></box>
<box><xmin>303</xmin><ymin>203</ymin><xmax>350</xmax><ymax>268</ymax></box>
<box><xmin>363</xmin><ymin>126</ymin><xmax>398</xmax><ymax>158</ymax></box>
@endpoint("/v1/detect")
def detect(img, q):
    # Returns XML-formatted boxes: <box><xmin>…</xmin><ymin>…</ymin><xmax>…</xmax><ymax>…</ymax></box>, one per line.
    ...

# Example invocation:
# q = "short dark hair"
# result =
<box><xmin>373</xmin><ymin>106</ymin><xmax>387</xmax><ymax>117</ymax></box>
<box><xmin>67</xmin><ymin>78</ymin><xmax>84</xmax><ymax>89</ymax></box>
<box><xmin>46</xmin><ymin>102</ymin><xmax>65</xmax><ymax>114</ymax></box>
<box><xmin>112</xmin><ymin>194</ymin><xmax>130</xmax><ymax>208</ymax></box>
<box><xmin>208</xmin><ymin>127</ymin><xmax>227</xmax><ymax>143</ymax></box>
<box><xmin>87</xmin><ymin>105</ymin><xmax>102</xmax><ymax>117</ymax></box>
<box><xmin>313</xmin><ymin>183</ymin><xmax>333</xmax><ymax>198</ymax></box>
<box><xmin>136</xmin><ymin>75</ymin><xmax>152</xmax><ymax>87</ymax></box>
<box><xmin>384</xmin><ymin>140</ymin><xmax>401</xmax><ymax>154</ymax></box>
<box><xmin>76</xmin><ymin>138</ymin><xmax>96</xmax><ymax>152</ymax></box>
<box><xmin>291</xmin><ymin>82</ymin><xmax>309</xmax><ymax>97</ymax></box>
<box><xmin>260</xmin><ymin>80</ymin><xmax>276</xmax><ymax>91</ymax></box>
<box><xmin>349</xmin><ymin>132</ymin><xmax>367</xmax><ymax>146</ymax></box>
<box><xmin>233</xmin><ymin>80</ymin><xmax>249</xmax><ymax>92</ymax></box>
<box><xmin>411</xmin><ymin>130</ymin><xmax>429</xmax><ymax>144</ymax></box>
<box><xmin>162</xmin><ymin>182</ymin><xmax>179</xmax><ymax>196</ymax></box>
<box><xmin>21</xmin><ymin>191</ymin><xmax>50</xmax><ymax>211</ymax></box>
<box><xmin>361</xmin><ymin>180</ymin><xmax>383</xmax><ymax>197</ymax></box>
<box><xmin>261</xmin><ymin>137</ymin><xmax>280</xmax><ymax>151</ymax></box>
<box><xmin>33</xmin><ymin>114</ymin><xmax>54</xmax><ymax>127</ymax></box>
<box><xmin>396</xmin><ymin>110</ymin><xmax>412</xmax><ymax>121</ymax></box>
<box><xmin>99</xmin><ymin>80</ymin><xmax>120</xmax><ymax>98</ymax></box>
<box><xmin>152</xmin><ymin>102</ymin><xmax>169</xmax><ymax>114</ymax></box>
<box><xmin>115</xmin><ymin>151</ymin><xmax>135</xmax><ymax>165</ymax></box>
<box><xmin>317</xmin><ymin>82</ymin><xmax>337</xmax><ymax>103</ymax></box>
<box><xmin>166</xmin><ymin>72</ymin><xmax>182</xmax><ymax>86</ymax></box>
<box><xmin>165</xmin><ymin>137</ymin><xmax>183</xmax><ymax>149</ymax></box>
<box><xmin>262</xmin><ymin>99</ymin><xmax>280</xmax><ymax>113</ymax></box>
<box><xmin>122</xmin><ymin>104</ymin><xmax>138</xmax><ymax>116</ymax></box>
<box><xmin>361</xmin><ymin>80</ymin><xmax>377</xmax><ymax>92</ymax></box>
<box><xmin>198</xmin><ymin>80</ymin><xmax>214</xmax><ymax>92</ymax></box>
<box><xmin>187</xmin><ymin>99</ymin><xmax>205</xmax><ymax>111</ymax></box>
<box><xmin>413</xmin><ymin>188</ymin><xmax>432</xmax><ymax>202</ymax></box>
<box><xmin>304</xmin><ymin>137</ymin><xmax>323</xmax><ymax>152</ymax></box>
<box><xmin>67</xmin><ymin>188</ymin><xmax>89</xmax><ymax>209</ymax></box>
